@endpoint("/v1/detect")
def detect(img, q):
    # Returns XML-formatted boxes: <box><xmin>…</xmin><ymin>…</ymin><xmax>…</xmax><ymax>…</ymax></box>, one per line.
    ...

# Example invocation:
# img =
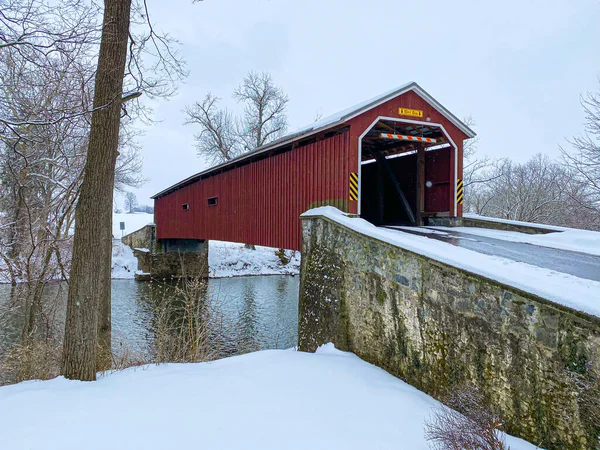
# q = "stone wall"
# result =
<box><xmin>122</xmin><ymin>225</ymin><xmax>156</xmax><ymax>252</ymax></box>
<box><xmin>299</xmin><ymin>215</ymin><xmax>600</xmax><ymax>449</ymax></box>
<box><xmin>122</xmin><ymin>225</ymin><xmax>208</xmax><ymax>279</ymax></box>
<box><xmin>428</xmin><ymin>216</ymin><xmax>556</xmax><ymax>234</ymax></box>
<box><xmin>134</xmin><ymin>248</ymin><xmax>208</xmax><ymax>279</ymax></box>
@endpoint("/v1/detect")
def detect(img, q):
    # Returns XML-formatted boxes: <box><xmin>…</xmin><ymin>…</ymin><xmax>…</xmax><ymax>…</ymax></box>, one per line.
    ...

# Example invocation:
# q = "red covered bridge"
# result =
<box><xmin>152</xmin><ymin>82</ymin><xmax>475</xmax><ymax>251</ymax></box>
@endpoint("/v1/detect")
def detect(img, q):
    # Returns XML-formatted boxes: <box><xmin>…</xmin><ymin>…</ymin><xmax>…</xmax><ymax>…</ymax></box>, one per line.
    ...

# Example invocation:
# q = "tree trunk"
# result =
<box><xmin>62</xmin><ymin>0</ymin><xmax>132</xmax><ymax>381</ymax></box>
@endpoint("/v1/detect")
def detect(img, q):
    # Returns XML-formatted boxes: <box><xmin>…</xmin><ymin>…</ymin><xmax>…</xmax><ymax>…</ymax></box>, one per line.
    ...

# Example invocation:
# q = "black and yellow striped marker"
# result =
<box><xmin>349</xmin><ymin>172</ymin><xmax>359</xmax><ymax>201</ymax></box>
<box><xmin>456</xmin><ymin>178</ymin><xmax>464</xmax><ymax>205</ymax></box>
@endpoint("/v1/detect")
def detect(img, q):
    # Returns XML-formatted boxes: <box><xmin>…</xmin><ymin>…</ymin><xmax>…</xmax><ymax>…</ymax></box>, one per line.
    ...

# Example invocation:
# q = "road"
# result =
<box><xmin>389</xmin><ymin>226</ymin><xmax>600</xmax><ymax>282</ymax></box>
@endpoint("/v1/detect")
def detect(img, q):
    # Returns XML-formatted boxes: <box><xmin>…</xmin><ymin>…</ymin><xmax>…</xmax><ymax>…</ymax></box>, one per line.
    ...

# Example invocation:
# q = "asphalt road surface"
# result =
<box><xmin>390</xmin><ymin>227</ymin><xmax>600</xmax><ymax>282</ymax></box>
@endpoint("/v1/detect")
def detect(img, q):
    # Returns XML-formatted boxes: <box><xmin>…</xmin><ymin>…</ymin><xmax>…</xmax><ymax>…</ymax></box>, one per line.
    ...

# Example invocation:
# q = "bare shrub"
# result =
<box><xmin>151</xmin><ymin>277</ymin><xmax>230</xmax><ymax>364</ymax></box>
<box><xmin>425</xmin><ymin>386</ymin><xmax>509</xmax><ymax>450</ymax></box>
<box><xmin>0</xmin><ymin>339</ymin><xmax>62</xmax><ymax>385</ymax></box>
<box><xmin>0</xmin><ymin>282</ymin><xmax>66</xmax><ymax>385</ymax></box>
<box><xmin>275</xmin><ymin>248</ymin><xmax>290</xmax><ymax>266</ymax></box>
<box><xmin>102</xmin><ymin>341</ymin><xmax>150</xmax><ymax>375</ymax></box>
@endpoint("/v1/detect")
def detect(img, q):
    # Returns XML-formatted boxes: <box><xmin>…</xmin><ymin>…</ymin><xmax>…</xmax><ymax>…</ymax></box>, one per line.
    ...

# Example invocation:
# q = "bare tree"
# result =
<box><xmin>184</xmin><ymin>93</ymin><xmax>240</xmax><ymax>165</ymax></box>
<box><xmin>561</xmin><ymin>83</ymin><xmax>600</xmax><ymax>212</ymax></box>
<box><xmin>0</xmin><ymin>0</ymin><xmax>100</xmax><ymax>138</ymax></box>
<box><xmin>124</xmin><ymin>192</ymin><xmax>138</xmax><ymax>214</ymax></box>
<box><xmin>461</xmin><ymin>117</ymin><xmax>506</xmax><ymax>215</ymax></box>
<box><xmin>466</xmin><ymin>153</ymin><xmax>600</xmax><ymax>229</ymax></box>
<box><xmin>185</xmin><ymin>71</ymin><xmax>288</xmax><ymax>166</ymax></box>
<box><xmin>0</xmin><ymin>1</ymin><xmax>97</xmax><ymax>351</ymax></box>
<box><xmin>0</xmin><ymin>2</ymin><xmax>151</xmax><ymax>377</ymax></box>
<box><xmin>0</xmin><ymin>0</ymin><xmax>185</xmax><ymax>380</ymax></box>
<box><xmin>233</xmin><ymin>71</ymin><xmax>288</xmax><ymax>151</ymax></box>
<box><xmin>463</xmin><ymin>117</ymin><xmax>487</xmax><ymax>187</ymax></box>
<box><xmin>481</xmin><ymin>155</ymin><xmax>565</xmax><ymax>222</ymax></box>
<box><xmin>62</xmin><ymin>0</ymin><xmax>134</xmax><ymax>381</ymax></box>
<box><xmin>115</xmin><ymin>128</ymin><xmax>148</xmax><ymax>191</ymax></box>
<box><xmin>62</xmin><ymin>0</ymin><xmax>185</xmax><ymax>379</ymax></box>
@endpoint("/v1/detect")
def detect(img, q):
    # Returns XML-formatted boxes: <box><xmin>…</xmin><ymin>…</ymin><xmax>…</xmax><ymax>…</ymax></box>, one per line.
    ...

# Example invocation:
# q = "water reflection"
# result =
<box><xmin>0</xmin><ymin>275</ymin><xmax>300</xmax><ymax>361</ymax></box>
<box><xmin>235</xmin><ymin>283</ymin><xmax>260</xmax><ymax>352</ymax></box>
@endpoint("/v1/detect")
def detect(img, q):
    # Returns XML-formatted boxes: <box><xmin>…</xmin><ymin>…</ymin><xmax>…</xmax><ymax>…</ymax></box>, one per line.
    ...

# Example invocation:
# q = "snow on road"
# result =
<box><xmin>303</xmin><ymin>207</ymin><xmax>600</xmax><ymax>318</ymax></box>
<box><xmin>463</xmin><ymin>213</ymin><xmax>568</xmax><ymax>231</ymax></box>
<box><xmin>0</xmin><ymin>345</ymin><xmax>539</xmax><ymax>450</ymax></box>
<box><xmin>432</xmin><ymin>225</ymin><xmax>600</xmax><ymax>257</ymax></box>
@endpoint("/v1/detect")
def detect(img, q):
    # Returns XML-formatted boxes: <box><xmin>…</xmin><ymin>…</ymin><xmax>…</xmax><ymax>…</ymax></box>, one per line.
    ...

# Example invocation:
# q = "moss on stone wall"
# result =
<box><xmin>298</xmin><ymin>219</ymin><xmax>349</xmax><ymax>351</ymax></box>
<box><xmin>149</xmin><ymin>251</ymin><xmax>209</xmax><ymax>279</ymax></box>
<box><xmin>299</xmin><ymin>216</ymin><xmax>600</xmax><ymax>450</ymax></box>
<box><xmin>132</xmin><ymin>248</ymin><xmax>209</xmax><ymax>279</ymax></box>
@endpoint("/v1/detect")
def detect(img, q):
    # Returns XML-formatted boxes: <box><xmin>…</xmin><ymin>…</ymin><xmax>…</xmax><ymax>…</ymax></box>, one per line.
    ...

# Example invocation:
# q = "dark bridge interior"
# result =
<box><xmin>360</xmin><ymin>119</ymin><xmax>452</xmax><ymax>226</ymax></box>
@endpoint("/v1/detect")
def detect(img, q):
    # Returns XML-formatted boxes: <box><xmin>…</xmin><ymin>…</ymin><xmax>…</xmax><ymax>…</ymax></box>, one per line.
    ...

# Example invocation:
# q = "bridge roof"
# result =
<box><xmin>152</xmin><ymin>81</ymin><xmax>475</xmax><ymax>199</ymax></box>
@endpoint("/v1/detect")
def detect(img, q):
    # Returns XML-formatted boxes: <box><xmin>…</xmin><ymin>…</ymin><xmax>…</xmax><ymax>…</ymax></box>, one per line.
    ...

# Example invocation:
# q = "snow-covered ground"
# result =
<box><xmin>111</xmin><ymin>211</ymin><xmax>300</xmax><ymax>279</ymax></box>
<box><xmin>433</xmin><ymin>224</ymin><xmax>600</xmax><ymax>257</ymax></box>
<box><xmin>111</xmin><ymin>238</ymin><xmax>300</xmax><ymax>280</ymax></box>
<box><xmin>303</xmin><ymin>207</ymin><xmax>600</xmax><ymax>318</ymax></box>
<box><xmin>0</xmin><ymin>344</ymin><xmax>539</xmax><ymax>450</ymax></box>
<box><xmin>209</xmin><ymin>240</ymin><xmax>300</xmax><ymax>278</ymax></box>
<box><xmin>111</xmin><ymin>240</ymin><xmax>140</xmax><ymax>279</ymax></box>
<box><xmin>463</xmin><ymin>213</ymin><xmax>569</xmax><ymax>232</ymax></box>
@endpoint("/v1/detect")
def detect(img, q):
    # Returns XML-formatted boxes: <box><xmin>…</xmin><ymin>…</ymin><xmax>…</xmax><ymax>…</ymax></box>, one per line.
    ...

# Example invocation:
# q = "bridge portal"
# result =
<box><xmin>359</xmin><ymin>118</ymin><xmax>459</xmax><ymax>226</ymax></box>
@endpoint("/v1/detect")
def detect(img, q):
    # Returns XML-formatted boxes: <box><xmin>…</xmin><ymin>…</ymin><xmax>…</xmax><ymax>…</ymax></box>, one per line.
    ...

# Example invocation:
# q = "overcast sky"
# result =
<box><xmin>122</xmin><ymin>0</ymin><xmax>600</xmax><ymax>207</ymax></box>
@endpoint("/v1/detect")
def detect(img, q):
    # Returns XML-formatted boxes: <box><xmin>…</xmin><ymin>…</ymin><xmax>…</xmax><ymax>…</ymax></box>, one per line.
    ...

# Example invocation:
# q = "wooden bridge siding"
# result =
<box><xmin>154</xmin><ymin>131</ymin><xmax>352</xmax><ymax>250</ymax></box>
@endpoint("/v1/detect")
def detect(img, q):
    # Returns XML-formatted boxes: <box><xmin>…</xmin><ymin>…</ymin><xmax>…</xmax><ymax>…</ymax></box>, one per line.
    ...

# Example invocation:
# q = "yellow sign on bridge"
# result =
<box><xmin>398</xmin><ymin>107</ymin><xmax>423</xmax><ymax>118</ymax></box>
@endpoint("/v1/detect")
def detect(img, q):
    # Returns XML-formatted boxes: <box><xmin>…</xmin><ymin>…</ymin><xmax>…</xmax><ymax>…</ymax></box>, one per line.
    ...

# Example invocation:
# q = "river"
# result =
<box><xmin>0</xmin><ymin>275</ymin><xmax>300</xmax><ymax>366</ymax></box>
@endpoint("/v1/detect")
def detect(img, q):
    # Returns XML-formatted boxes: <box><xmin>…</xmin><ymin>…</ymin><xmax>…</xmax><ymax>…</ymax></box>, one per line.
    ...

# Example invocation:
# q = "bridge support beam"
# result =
<box><xmin>122</xmin><ymin>225</ymin><xmax>209</xmax><ymax>279</ymax></box>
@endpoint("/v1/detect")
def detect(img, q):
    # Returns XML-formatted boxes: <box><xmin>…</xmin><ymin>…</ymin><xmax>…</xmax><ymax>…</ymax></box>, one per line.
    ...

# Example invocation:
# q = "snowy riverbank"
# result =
<box><xmin>0</xmin><ymin>344</ymin><xmax>539</xmax><ymax>450</ymax></box>
<box><xmin>111</xmin><ymin>211</ymin><xmax>301</xmax><ymax>279</ymax></box>
<box><xmin>208</xmin><ymin>241</ymin><xmax>300</xmax><ymax>277</ymax></box>
<box><xmin>111</xmin><ymin>239</ymin><xmax>300</xmax><ymax>280</ymax></box>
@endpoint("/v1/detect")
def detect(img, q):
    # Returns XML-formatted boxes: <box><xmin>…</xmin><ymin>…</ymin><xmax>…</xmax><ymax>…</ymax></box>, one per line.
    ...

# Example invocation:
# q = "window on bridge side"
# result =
<box><xmin>182</xmin><ymin>203</ymin><xmax>190</xmax><ymax>211</ymax></box>
<box><xmin>207</xmin><ymin>196</ymin><xmax>218</xmax><ymax>207</ymax></box>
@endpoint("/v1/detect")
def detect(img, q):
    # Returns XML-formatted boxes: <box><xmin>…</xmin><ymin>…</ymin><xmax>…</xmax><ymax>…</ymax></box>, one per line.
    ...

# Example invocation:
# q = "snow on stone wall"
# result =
<box><xmin>298</xmin><ymin>213</ymin><xmax>600</xmax><ymax>450</ymax></box>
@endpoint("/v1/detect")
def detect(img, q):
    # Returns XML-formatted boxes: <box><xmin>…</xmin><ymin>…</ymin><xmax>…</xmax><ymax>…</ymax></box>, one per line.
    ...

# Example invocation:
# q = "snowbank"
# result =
<box><xmin>112</xmin><ymin>212</ymin><xmax>154</xmax><ymax>238</ymax></box>
<box><xmin>209</xmin><ymin>240</ymin><xmax>300</xmax><ymax>277</ymax></box>
<box><xmin>111</xmin><ymin>239</ymin><xmax>300</xmax><ymax>280</ymax></box>
<box><xmin>111</xmin><ymin>212</ymin><xmax>150</xmax><ymax>280</ymax></box>
<box><xmin>111</xmin><ymin>240</ymin><xmax>139</xmax><ymax>279</ymax></box>
<box><xmin>0</xmin><ymin>345</ymin><xmax>539</xmax><ymax>450</ymax></box>
<box><xmin>435</xmin><ymin>225</ymin><xmax>600</xmax><ymax>257</ymax></box>
<box><xmin>302</xmin><ymin>207</ymin><xmax>600</xmax><ymax>318</ymax></box>
<box><xmin>111</xmin><ymin>212</ymin><xmax>300</xmax><ymax>278</ymax></box>
<box><xmin>463</xmin><ymin>213</ymin><xmax>568</xmax><ymax>231</ymax></box>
